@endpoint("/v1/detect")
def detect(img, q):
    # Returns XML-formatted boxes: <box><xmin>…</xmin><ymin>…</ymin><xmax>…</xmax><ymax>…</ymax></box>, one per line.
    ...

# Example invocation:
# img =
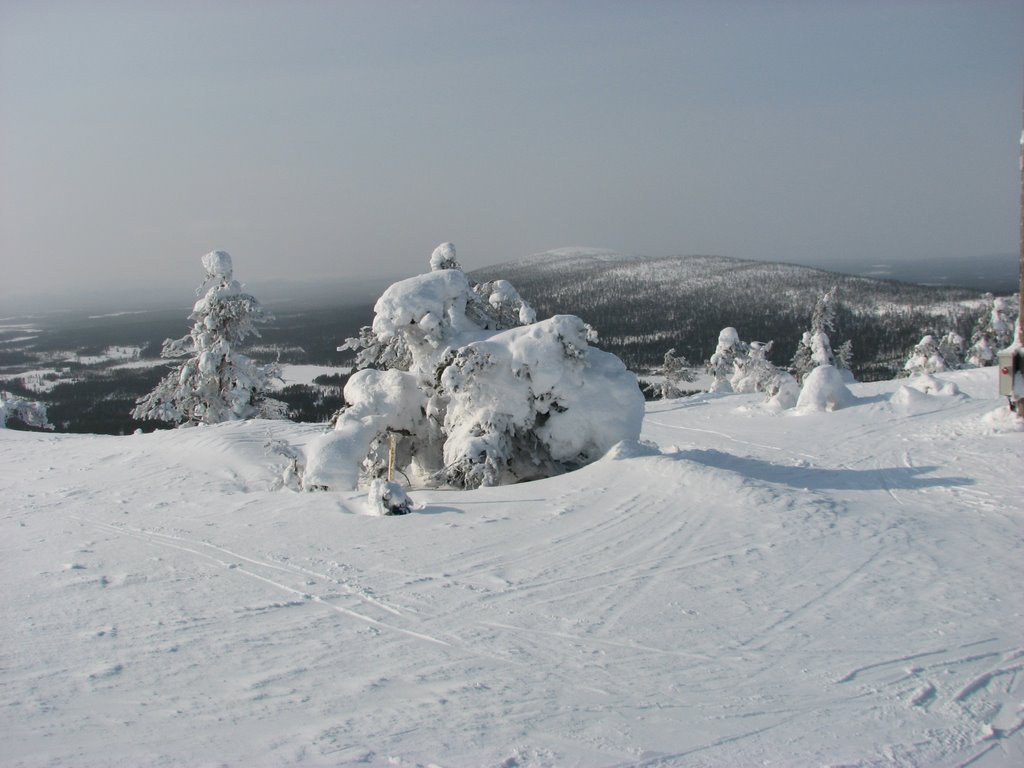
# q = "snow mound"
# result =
<box><xmin>602</xmin><ymin>439</ymin><xmax>662</xmax><ymax>460</ymax></box>
<box><xmin>372</xmin><ymin>268</ymin><xmax>475</xmax><ymax>346</ymax></box>
<box><xmin>891</xmin><ymin>375</ymin><xmax>964</xmax><ymax>415</ymax></box>
<box><xmin>906</xmin><ymin>373</ymin><xmax>962</xmax><ymax>397</ymax></box>
<box><xmin>429</xmin><ymin>241</ymin><xmax>461</xmax><ymax>271</ymax></box>
<box><xmin>981</xmin><ymin>404</ymin><xmax>1024</xmax><ymax>432</ymax></box>
<box><xmin>795</xmin><ymin>364</ymin><xmax>857</xmax><ymax>412</ymax></box>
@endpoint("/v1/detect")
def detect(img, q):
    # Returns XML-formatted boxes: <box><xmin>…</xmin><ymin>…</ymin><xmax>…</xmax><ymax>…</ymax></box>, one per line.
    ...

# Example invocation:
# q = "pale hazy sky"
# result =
<box><xmin>1</xmin><ymin>0</ymin><xmax>1022</xmax><ymax>307</ymax></box>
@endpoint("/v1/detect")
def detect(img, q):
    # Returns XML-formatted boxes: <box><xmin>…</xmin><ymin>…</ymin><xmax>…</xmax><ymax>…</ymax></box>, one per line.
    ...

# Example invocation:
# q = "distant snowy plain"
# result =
<box><xmin>2</xmin><ymin>368</ymin><xmax>1022</xmax><ymax>767</ymax></box>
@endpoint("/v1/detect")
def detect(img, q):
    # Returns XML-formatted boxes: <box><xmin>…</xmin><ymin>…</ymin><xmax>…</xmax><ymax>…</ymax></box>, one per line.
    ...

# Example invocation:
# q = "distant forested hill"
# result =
<box><xmin>472</xmin><ymin>250</ymin><xmax>989</xmax><ymax>380</ymax></box>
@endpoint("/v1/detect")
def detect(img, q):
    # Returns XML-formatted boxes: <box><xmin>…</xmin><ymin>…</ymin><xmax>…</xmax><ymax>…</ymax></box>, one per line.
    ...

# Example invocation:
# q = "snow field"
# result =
<box><xmin>1</xmin><ymin>368</ymin><xmax>1022</xmax><ymax>766</ymax></box>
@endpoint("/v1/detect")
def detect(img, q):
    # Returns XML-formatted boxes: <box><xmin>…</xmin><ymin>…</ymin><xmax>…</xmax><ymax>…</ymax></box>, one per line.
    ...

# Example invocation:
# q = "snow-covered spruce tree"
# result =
<box><xmin>792</xmin><ymin>286</ymin><xmax>852</xmax><ymax>383</ymax></box>
<box><xmin>729</xmin><ymin>340</ymin><xmax>798</xmax><ymax>406</ymax></box>
<box><xmin>655</xmin><ymin>348</ymin><xmax>696</xmax><ymax>399</ymax></box>
<box><xmin>0</xmin><ymin>391</ymin><xmax>52</xmax><ymax>430</ymax></box>
<box><xmin>966</xmin><ymin>296</ymin><xmax>1017</xmax><ymax>367</ymax></box>
<box><xmin>937</xmin><ymin>331</ymin><xmax>965</xmax><ymax>370</ymax></box>
<box><xmin>132</xmin><ymin>251</ymin><xmax>285</xmax><ymax>426</ymax></box>
<box><xmin>904</xmin><ymin>334</ymin><xmax>950</xmax><ymax>376</ymax></box>
<box><xmin>339</xmin><ymin>242</ymin><xmax>536</xmax><ymax>372</ymax></box>
<box><xmin>306</xmin><ymin>243</ymin><xmax>644</xmax><ymax>491</ymax></box>
<box><xmin>729</xmin><ymin>340</ymin><xmax>800</xmax><ymax>409</ymax></box>
<box><xmin>707</xmin><ymin>327</ymin><xmax>747</xmax><ymax>393</ymax></box>
<box><xmin>730</xmin><ymin>340</ymin><xmax>775</xmax><ymax>394</ymax></box>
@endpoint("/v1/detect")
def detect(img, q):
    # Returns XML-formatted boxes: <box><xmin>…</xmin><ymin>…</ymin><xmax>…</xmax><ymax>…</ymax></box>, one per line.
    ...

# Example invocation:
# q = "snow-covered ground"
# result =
<box><xmin>2</xmin><ymin>368</ymin><xmax>1022</xmax><ymax>767</ymax></box>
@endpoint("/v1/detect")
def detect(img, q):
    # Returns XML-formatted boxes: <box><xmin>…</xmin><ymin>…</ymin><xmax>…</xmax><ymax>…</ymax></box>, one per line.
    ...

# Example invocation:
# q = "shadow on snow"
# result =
<box><xmin>674</xmin><ymin>448</ymin><xmax>975</xmax><ymax>492</ymax></box>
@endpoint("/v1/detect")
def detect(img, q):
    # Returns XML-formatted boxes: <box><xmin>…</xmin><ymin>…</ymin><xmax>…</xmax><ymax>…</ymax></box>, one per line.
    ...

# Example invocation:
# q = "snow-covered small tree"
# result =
<box><xmin>967</xmin><ymin>296</ymin><xmax>1017</xmax><ymax>367</ymax></box>
<box><xmin>306</xmin><ymin>243</ymin><xmax>644</xmax><ymax>491</ymax></box>
<box><xmin>835</xmin><ymin>339</ymin><xmax>854</xmax><ymax>374</ymax></box>
<box><xmin>132</xmin><ymin>251</ymin><xmax>285</xmax><ymax>426</ymax></box>
<box><xmin>937</xmin><ymin>331</ymin><xmax>965</xmax><ymax>370</ymax></box>
<box><xmin>0</xmin><ymin>391</ymin><xmax>52</xmax><ymax>430</ymax></box>
<box><xmin>727</xmin><ymin>339</ymin><xmax>799</xmax><ymax>408</ymax></box>
<box><xmin>904</xmin><ymin>334</ymin><xmax>949</xmax><ymax>376</ymax></box>
<box><xmin>341</xmin><ymin>242</ymin><xmax>535</xmax><ymax>372</ymax></box>
<box><xmin>655</xmin><ymin>348</ymin><xmax>696</xmax><ymax>399</ymax></box>
<box><xmin>731</xmin><ymin>340</ymin><xmax>776</xmax><ymax>394</ymax></box>
<box><xmin>792</xmin><ymin>286</ymin><xmax>850</xmax><ymax>383</ymax></box>
<box><xmin>707</xmin><ymin>327</ymin><xmax>747</xmax><ymax>393</ymax></box>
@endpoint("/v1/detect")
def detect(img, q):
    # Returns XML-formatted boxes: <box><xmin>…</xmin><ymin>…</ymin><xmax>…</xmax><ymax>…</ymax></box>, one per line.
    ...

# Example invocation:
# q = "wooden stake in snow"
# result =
<box><xmin>387</xmin><ymin>432</ymin><xmax>397</xmax><ymax>482</ymax></box>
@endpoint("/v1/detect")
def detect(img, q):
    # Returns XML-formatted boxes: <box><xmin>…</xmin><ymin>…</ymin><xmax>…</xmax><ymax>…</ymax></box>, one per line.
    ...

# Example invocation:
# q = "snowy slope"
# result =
<box><xmin>2</xmin><ymin>369</ymin><xmax>1022</xmax><ymax>767</ymax></box>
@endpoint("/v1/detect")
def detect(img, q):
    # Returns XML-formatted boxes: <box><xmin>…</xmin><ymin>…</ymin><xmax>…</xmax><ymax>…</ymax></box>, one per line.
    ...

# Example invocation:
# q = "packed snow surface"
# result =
<box><xmin>2</xmin><ymin>369</ymin><xmax>1022</xmax><ymax>767</ymax></box>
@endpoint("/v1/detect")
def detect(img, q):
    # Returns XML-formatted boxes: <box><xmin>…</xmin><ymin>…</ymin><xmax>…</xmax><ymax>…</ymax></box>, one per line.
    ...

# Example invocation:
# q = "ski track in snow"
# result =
<box><xmin>1</xmin><ymin>368</ymin><xmax>1022</xmax><ymax>767</ymax></box>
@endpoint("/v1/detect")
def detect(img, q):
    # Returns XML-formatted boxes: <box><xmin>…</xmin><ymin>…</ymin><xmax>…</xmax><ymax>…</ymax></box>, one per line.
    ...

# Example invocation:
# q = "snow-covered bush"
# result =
<box><xmin>437</xmin><ymin>315</ymin><xmax>641</xmax><ymax>488</ymax></box>
<box><xmin>795</xmin><ymin>365</ymin><xmax>856</xmax><ymax>413</ymax></box>
<box><xmin>367</xmin><ymin>479</ymin><xmax>413</xmax><ymax>516</ymax></box>
<box><xmin>967</xmin><ymin>296</ymin><xmax>1018</xmax><ymax>367</ymax></box>
<box><xmin>0</xmin><ymin>391</ymin><xmax>52</xmax><ymax>430</ymax></box>
<box><xmin>307</xmin><ymin>243</ymin><xmax>644</xmax><ymax>491</ymax></box>
<box><xmin>731</xmin><ymin>340</ymin><xmax>776</xmax><ymax>394</ymax></box>
<box><xmin>937</xmin><ymin>331</ymin><xmax>965</xmax><ymax>370</ymax></box>
<box><xmin>765</xmin><ymin>371</ymin><xmax>801</xmax><ymax>411</ymax></box>
<box><xmin>707</xmin><ymin>331</ymin><xmax>790</xmax><ymax>404</ymax></box>
<box><xmin>904</xmin><ymin>334</ymin><xmax>949</xmax><ymax>376</ymax></box>
<box><xmin>655</xmin><ymin>348</ymin><xmax>696</xmax><ymax>399</ymax></box>
<box><xmin>132</xmin><ymin>251</ymin><xmax>285</xmax><ymax>426</ymax></box>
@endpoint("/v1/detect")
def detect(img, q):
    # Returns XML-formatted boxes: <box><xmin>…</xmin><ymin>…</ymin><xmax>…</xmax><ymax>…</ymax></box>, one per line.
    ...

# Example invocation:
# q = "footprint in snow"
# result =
<box><xmin>87</xmin><ymin>663</ymin><xmax>124</xmax><ymax>680</ymax></box>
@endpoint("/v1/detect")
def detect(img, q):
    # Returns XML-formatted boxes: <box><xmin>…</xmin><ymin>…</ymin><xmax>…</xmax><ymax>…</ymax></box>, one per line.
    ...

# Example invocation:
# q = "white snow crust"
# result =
<box><xmin>2</xmin><ymin>368</ymin><xmax>1023</xmax><ymax>767</ymax></box>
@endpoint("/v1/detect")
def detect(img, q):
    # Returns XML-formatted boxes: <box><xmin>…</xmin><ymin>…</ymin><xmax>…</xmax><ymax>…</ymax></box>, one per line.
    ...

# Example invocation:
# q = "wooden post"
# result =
<box><xmin>1017</xmin><ymin>103</ymin><xmax>1024</xmax><ymax>417</ymax></box>
<box><xmin>387</xmin><ymin>432</ymin><xmax>397</xmax><ymax>482</ymax></box>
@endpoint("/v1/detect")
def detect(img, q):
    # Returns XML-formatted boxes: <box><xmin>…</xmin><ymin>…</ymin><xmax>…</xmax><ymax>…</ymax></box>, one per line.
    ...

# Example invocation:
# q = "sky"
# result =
<box><xmin>1</xmin><ymin>0</ymin><xmax>1022</xmax><ymax>308</ymax></box>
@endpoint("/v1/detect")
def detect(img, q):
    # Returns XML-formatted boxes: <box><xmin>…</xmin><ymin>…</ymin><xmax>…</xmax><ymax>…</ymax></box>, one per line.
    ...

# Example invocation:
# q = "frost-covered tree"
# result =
<box><xmin>904</xmin><ymin>334</ymin><xmax>950</xmax><ymax>376</ymax></box>
<box><xmin>0</xmin><ymin>391</ymin><xmax>52</xmax><ymax>430</ymax></box>
<box><xmin>792</xmin><ymin>286</ymin><xmax>851</xmax><ymax>383</ymax></box>
<box><xmin>706</xmin><ymin>330</ymin><xmax>793</xmax><ymax>404</ymax></box>
<box><xmin>132</xmin><ymin>251</ymin><xmax>285</xmax><ymax>426</ymax></box>
<box><xmin>834</xmin><ymin>339</ymin><xmax>854</xmax><ymax>372</ymax></box>
<box><xmin>731</xmin><ymin>340</ymin><xmax>777</xmax><ymax>394</ymax></box>
<box><xmin>729</xmin><ymin>340</ymin><xmax>798</xmax><ymax>408</ymax></box>
<box><xmin>655</xmin><ymin>348</ymin><xmax>696</xmax><ymax>399</ymax></box>
<box><xmin>341</xmin><ymin>241</ymin><xmax>536</xmax><ymax>372</ymax></box>
<box><xmin>967</xmin><ymin>296</ymin><xmax>1017</xmax><ymax>367</ymax></box>
<box><xmin>937</xmin><ymin>331</ymin><xmax>965</xmax><ymax>370</ymax></box>
<box><xmin>707</xmin><ymin>327</ymin><xmax>747</xmax><ymax>393</ymax></box>
<box><xmin>307</xmin><ymin>243</ymin><xmax>644</xmax><ymax>491</ymax></box>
